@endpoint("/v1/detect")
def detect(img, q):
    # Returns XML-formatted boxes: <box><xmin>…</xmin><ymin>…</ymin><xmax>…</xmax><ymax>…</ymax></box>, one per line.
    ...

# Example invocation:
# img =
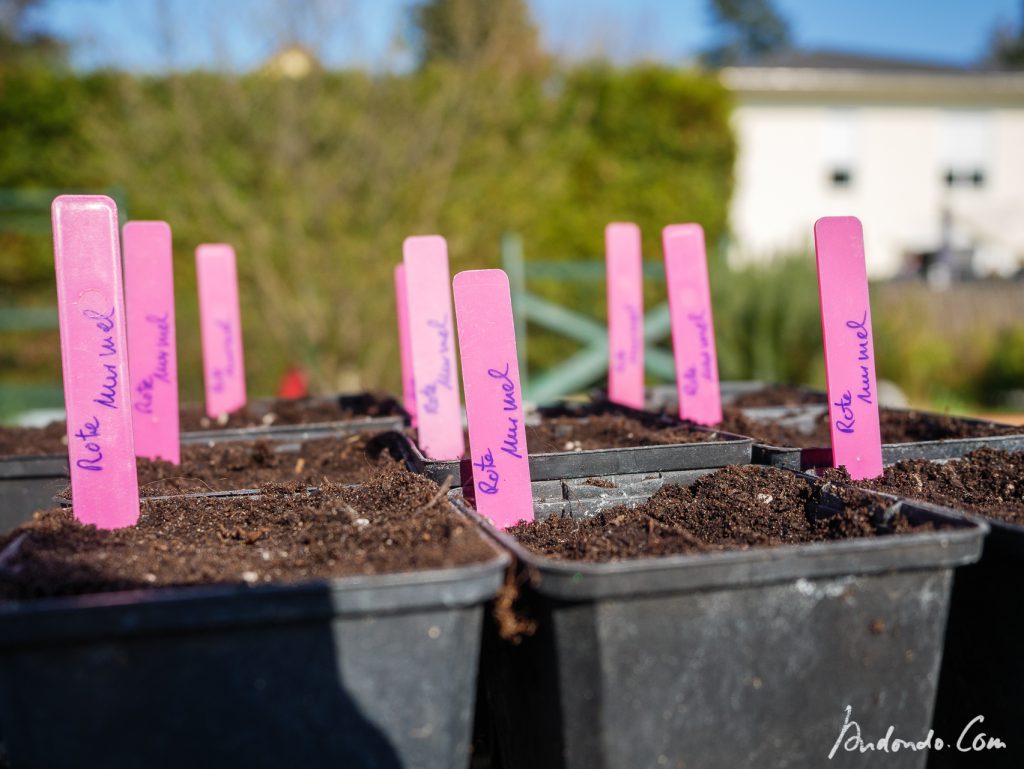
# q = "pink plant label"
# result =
<box><xmin>605</xmin><ymin>222</ymin><xmax>645</xmax><ymax>409</ymax></box>
<box><xmin>814</xmin><ymin>216</ymin><xmax>883</xmax><ymax>480</ymax></box>
<box><xmin>394</xmin><ymin>263</ymin><xmax>418</xmax><ymax>427</ymax></box>
<box><xmin>124</xmin><ymin>221</ymin><xmax>180</xmax><ymax>464</ymax></box>
<box><xmin>51</xmin><ymin>196</ymin><xmax>140</xmax><ymax>529</ymax></box>
<box><xmin>403</xmin><ymin>236</ymin><xmax>465</xmax><ymax>460</ymax></box>
<box><xmin>196</xmin><ymin>244</ymin><xmax>247</xmax><ymax>419</ymax></box>
<box><xmin>453</xmin><ymin>269</ymin><xmax>534</xmax><ymax>529</ymax></box>
<box><xmin>663</xmin><ymin>224</ymin><xmax>723</xmax><ymax>425</ymax></box>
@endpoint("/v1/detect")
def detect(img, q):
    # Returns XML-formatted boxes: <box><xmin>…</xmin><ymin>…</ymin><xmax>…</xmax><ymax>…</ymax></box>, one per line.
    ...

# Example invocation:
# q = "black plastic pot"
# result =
<box><xmin>178</xmin><ymin>393</ymin><xmax>408</xmax><ymax>445</ymax></box>
<box><xmin>0</xmin><ymin>455</ymin><xmax>70</xmax><ymax>533</ymax></box>
<box><xmin>926</xmin><ymin>513</ymin><xmax>1023</xmax><ymax>769</ymax></box>
<box><xmin>0</xmin><ymin>502</ymin><xmax>508</xmax><ymax>769</ymax></box>
<box><xmin>462</xmin><ymin>469</ymin><xmax>986</xmax><ymax>769</ymax></box>
<box><xmin>387</xmin><ymin>402</ymin><xmax>752</xmax><ymax>491</ymax></box>
<box><xmin>745</xmin><ymin>406</ymin><xmax>1024</xmax><ymax>471</ymax></box>
<box><xmin>0</xmin><ymin>393</ymin><xmax>408</xmax><ymax>533</ymax></box>
<box><xmin>644</xmin><ymin>380</ymin><xmax>826</xmax><ymax>410</ymax></box>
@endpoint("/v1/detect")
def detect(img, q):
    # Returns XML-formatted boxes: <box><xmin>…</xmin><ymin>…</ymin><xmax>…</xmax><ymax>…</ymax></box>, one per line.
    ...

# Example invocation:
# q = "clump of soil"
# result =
<box><xmin>0</xmin><ymin>392</ymin><xmax>404</xmax><ymax>459</ymax></box>
<box><xmin>508</xmin><ymin>464</ymin><xmax>938</xmax><ymax>562</ymax></box>
<box><xmin>0</xmin><ymin>465</ymin><xmax>495</xmax><ymax>600</ymax></box>
<box><xmin>826</xmin><ymin>448</ymin><xmax>1024</xmax><ymax>527</ymax></box>
<box><xmin>728</xmin><ymin>385</ymin><xmax>826</xmax><ymax>408</ymax></box>
<box><xmin>526</xmin><ymin>406</ymin><xmax>717</xmax><ymax>453</ymax></box>
<box><xmin>716</xmin><ymin>407</ymin><xmax>1020</xmax><ymax>449</ymax></box>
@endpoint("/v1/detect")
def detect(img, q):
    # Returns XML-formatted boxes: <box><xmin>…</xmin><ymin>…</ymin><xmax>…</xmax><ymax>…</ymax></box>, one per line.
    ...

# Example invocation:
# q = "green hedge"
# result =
<box><xmin>1</xmin><ymin>63</ymin><xmax>736</xmax><ymax>400</ymax></box>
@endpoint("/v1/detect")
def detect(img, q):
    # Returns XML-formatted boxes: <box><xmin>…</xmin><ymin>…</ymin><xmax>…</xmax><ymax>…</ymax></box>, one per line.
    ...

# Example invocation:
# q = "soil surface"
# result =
<box><xmin>176</xmin><ymin>393</ymin><xmax>403</xmax><ymax>431</ymax></box>
<box><xmin>0</xmin><ymin>466</ymin><xmax>495</xmax><ymax>600</ymax></box>
<box><xmin>61</xmin><ymin>433</ymin><xmax>394</xmax><ymax>498</ymax></box>
<box><xmin>826</xmin><ymin>448</ymin><xmax>1024</xmax><ymax>526</ymax></box>
<box><xmin>716</xmin><ymin>407</ymin><xmax>1020</xmax><ymax>449</ymax></box>
<box><xmin>508</xmin><ymin>464</ymin><xmax>939</xmax><ymax>561</ymax></box>
<box><xmin>728</xmin><ymin>384</ymin><xmax>826</xmax><ymax>408</ymax></box>
<box><xmin>0</xmin><ymin>421</ymin><xmax>69</xmax><ymax>458</ymax></box>
<box><xmin>526</xmin><ymin>406</ymin><xmax>718</xmax><ymax>452</ymax></box>
<box><xmin>0</xmin><ymin>393</ymin><xmax>403</xmax><ymax>459</ymax></box>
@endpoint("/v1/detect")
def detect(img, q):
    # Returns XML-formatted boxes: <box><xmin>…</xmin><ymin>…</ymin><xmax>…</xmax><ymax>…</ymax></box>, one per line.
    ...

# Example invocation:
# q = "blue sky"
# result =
<box><xmin>26</xmin><ymin>0</ymin><xmax>1023</xmax><ymax>72</ymax></box>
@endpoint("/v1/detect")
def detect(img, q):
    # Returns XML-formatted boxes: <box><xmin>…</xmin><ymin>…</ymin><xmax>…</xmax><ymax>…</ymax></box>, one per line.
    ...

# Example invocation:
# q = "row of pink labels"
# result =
<box><xmin>51</xmin><ymin>195</ymin><xmax>881</xmax><ymax>531</ymax></box>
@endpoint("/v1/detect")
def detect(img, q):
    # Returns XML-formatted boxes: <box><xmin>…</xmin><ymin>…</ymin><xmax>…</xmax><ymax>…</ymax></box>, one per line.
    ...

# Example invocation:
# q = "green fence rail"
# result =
<box><xmin>501</xmin><ymin>232</ymin><xmax>674</xmax><ymax>404</ymax></box>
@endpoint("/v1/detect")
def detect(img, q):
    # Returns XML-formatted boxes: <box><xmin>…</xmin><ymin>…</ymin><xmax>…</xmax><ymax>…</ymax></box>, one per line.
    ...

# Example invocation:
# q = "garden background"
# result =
<box><xmin>3</xmin><ymin>0</ymin><xmax>1024</xmax><ymax>421</ymax></box>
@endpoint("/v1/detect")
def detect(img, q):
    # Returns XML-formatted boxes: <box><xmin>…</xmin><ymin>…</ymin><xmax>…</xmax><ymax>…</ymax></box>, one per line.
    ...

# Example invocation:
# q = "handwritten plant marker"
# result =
<box><xmin>663</xmin><ymin>224</ymin><xmax>723</xmax><ymax>425</ymax></box>
<box><xmin>52</xmin><ymin>195</ymin><xmax>139</xmax><ymax>528</ymax></box>
<box><xmin>814</xmin><ymin>216</ymin><xmax>883</xmax><ymax>480</ymax></box>
<box><xmin>403</xmin><ymin>236</ymin><xmax>465</xmax><ymax>460</ymax></box>
<box><xmin>124</xmin><ymin>221</ymin><xmax>180</xmax><ymax>464</ymax></box>
<box><xmin>453</xmin><ymin>269</ymin><xmax>534</xmax><ymax>529</ymax></box>
<box><xmin>605</xmin><ymin>222</ymin><xmax>645</xmax><ymax>409</ymax></box>
<box><xmin>394</xmin><ymin>263</ymin><xmax>418</xmax><ymax>427</ymax></box>
<box><xmin>196</xmin><ymin>244</ymin><xmax>247</xmax><ymax>419</ymax></box>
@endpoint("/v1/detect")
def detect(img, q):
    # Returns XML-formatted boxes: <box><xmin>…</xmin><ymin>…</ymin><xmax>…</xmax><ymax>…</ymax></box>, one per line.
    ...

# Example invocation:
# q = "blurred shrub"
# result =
<box><xmin>974</xmin><ymin>327</ymin><xmax>1024</xmax><ymax>406</ymax></box>
<box><xmin>1</xmin><ymin>61</ymin><xmax>735</xmax><ymax>401</ymax></box>
<box><xmin>711</xmin><ymin>253</ymin><xmax>823</xmax><ymax>386</ymax></box>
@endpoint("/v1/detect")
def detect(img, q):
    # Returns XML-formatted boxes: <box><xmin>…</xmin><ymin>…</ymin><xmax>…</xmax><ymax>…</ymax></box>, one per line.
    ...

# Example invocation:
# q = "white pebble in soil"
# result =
<box><xmin>755</xmin><ymin>493</ymin><xmax>774</xmax><ymax>505</ymax></box>
<box><xmin>241</xmin><ymin>571</ymin><xmax>259</xmax><ymax>584</ymax></box>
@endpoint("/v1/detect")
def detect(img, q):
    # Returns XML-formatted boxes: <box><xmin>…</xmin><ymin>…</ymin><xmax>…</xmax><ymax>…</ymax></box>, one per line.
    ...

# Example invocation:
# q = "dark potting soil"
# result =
<box><xmin>176</xmin><ymin>392</ymin><xmax>403</xmax><ymax>431</ymax></box>
<box><xmin>825</xmin><ymin>448</ymin><xmax>1024</xmax><ymax>527</ymax></box>
<box><xmin>0</xmin><ymin>393</ymin><xmax>403</xmax><ymax>459</ymax></box>
<box><xmin>0</xmin><ymin>420</ymin><xmax>69</xmax><ymax>458</ymax></box>
<box><xmin>728</xmin><ymin>384</ymin><xmax>826</xmax><ymax>408</ymax></box>
<box><xmin>0</xmin><ymin>466</ymin><xmax>495</xmax><ymax>600</ymax></box>
<box><xmin>525</xmin><ymin>412</ymin><xmax>715</xmax><ymax>453</ymax></box>
<box><xmin>61</xmin><ymin>433</ymin><xmax>392</xmax><ymax>498</ymax></box>
<box><xmin>716</xmin><ymin>407</ymin><xmax>1020</xmax><ymax>449</ymax></box>
<box><xmin>508</xmin><ymin>464</ymin><xmax>939</xmax><ymax>562</ymax></box>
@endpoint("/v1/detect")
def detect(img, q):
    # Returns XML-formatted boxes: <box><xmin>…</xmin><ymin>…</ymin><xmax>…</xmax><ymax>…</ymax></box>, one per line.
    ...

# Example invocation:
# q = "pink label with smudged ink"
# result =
<box><xmin>124</xmin><ymin>221</ymin><xmax>180</xmax><ymax>464</ymax></box>
<box><xmin>605</xmin><ymin>222</ymin><xmax>645</xmax><ymax>409</ymax></box>
<box><xmin>394</xmin><ymin>263</ymin><xmax>418</xmax><ymax>427</ymax></box>
<box><xmin>403</xmin><ymin>236</ymin><xmax>465</xmax><ymax>460</ymax></box>
<box><xmin>663</xmin><ymin>224</ymin><xmax>722</xmax><ymax>425</ymax></box>
<box><xmin>453</xmin><ymin>269</ymin><xmax>534</xmax><ymax>529</ymax></box>
<box><xmin>814</xmin><ymin>216</ymin><xmax>883</xmax><ymax>480</ymax></box>
<box><xmin>52</xmin><ymin>195</ymin><xmax>140</xmax><ymax>529</ymax></box>
<box><xmin>196</xmin><ymin>244</ymin><xmax>247</xmax><ymax>419</ymax></box>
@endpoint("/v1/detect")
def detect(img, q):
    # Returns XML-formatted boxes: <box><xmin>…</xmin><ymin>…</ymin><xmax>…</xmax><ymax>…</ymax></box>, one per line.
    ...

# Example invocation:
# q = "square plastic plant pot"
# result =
<box><xmin>177</xmin><ymin>392</ymin><xmax>408</xmax><ymax>445</ymax></box>
<box><xmin>927</xmin><ymin>513</ymin><xmax>1023</xmax><ymax>769</ymax></box>
<box><xmin>821</xmin><ymin>462</ymin><xmax>1024</xmax><ymax>769</ymax></box>
<box><xmin>0</xmin><ymin>392</ymin><xmax>408</xmax><ymax>533</ymax></box>
<box><xmin>385</xmin><ymin>401</ymin><xmax>752</xmax><ymax>491</ymax></box>
<box><xmin>644</xmin><ymin>380</ymin><xmax>826</xmax><ymax>411</ymax></box>
<box><xmin>0</xmin><ymin>494</ymin><xmax>508</xmax><ymax>769</ymax></box>
<box><xmin>746</xmin><ymin>407</ymin><xmax>1024</xmax><ymax>471</ymax></box>
<box><xmin>0</xmin><ymin>455</ymin><xmax>70</xmax><ymax>532</ymax></box>
<box><xmin>460</xmin><ymin>469</ymin><xmax>985</xmax><ymax>769</ymax></box>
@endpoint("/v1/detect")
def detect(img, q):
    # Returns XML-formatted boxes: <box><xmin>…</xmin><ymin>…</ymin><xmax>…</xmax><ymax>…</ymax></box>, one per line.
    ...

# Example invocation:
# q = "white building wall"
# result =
<box><xmin>729</xmin><ymin>100</ymin><xmax>1024</xmax><ymax>277</ymax></box>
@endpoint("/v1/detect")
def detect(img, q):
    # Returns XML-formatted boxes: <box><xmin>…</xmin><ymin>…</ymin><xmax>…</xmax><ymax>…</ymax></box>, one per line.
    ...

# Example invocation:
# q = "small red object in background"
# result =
<box><xmin>277</xmin><ymin>366</ymin><xmax>309</xmax><ymax>399</ymax></box>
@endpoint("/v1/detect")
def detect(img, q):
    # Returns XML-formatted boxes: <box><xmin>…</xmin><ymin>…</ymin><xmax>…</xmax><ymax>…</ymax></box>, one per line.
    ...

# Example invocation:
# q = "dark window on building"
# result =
<box><xmin>830</xmin><ymin>167</ymin><xmax>853</xmax><ymax>188</ymax></box>
<box><xmin>944</xmin><ymin>168</ymin><xmax>986</xmax><ymax>188</ymax></box>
